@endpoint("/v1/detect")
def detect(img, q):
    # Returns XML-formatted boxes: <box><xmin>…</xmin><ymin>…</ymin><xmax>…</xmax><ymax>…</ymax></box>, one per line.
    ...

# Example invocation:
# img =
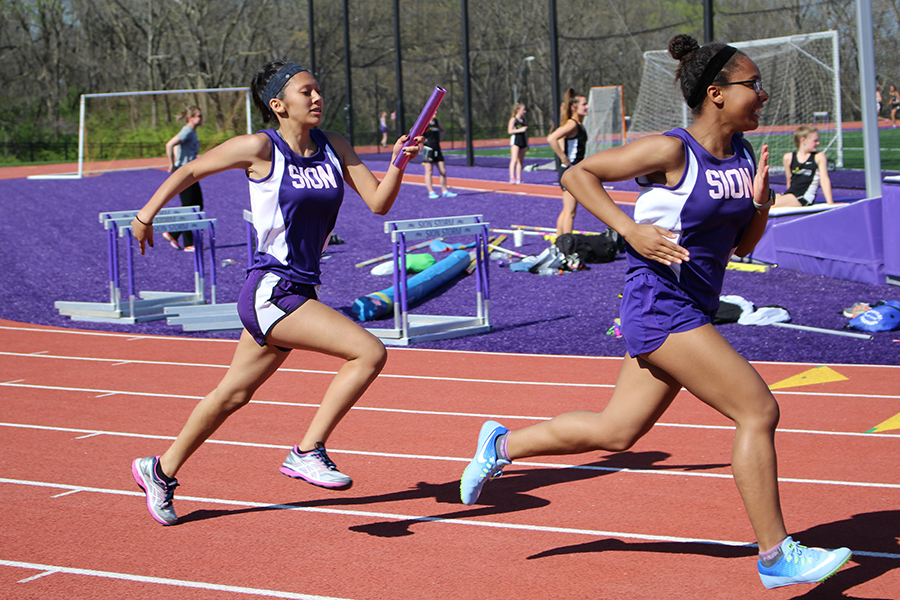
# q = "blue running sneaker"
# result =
<box><xmin>758</xmin><ymin>536</ymin><xmax>852</xmax><ymax>589</ymax></box>
<box><xmin>460</xmin><ymin>420</ymin><xmax>510</xmax><ymax>505</ymax></box>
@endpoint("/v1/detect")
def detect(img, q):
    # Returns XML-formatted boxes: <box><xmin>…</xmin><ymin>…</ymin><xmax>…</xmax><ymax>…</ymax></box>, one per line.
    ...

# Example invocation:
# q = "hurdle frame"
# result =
<box><xmin>162</xmin><ymin>209</ymin><xmax>258</xmax><ymax>331</ymax></box>
<box><xmin>366</xmin><ymin>215</ymin><xmax>492</xmax><ymax>346</ymax></box>
<box><xmin>55</xmin><ymin>208</ymin><xmax>217</xmax><ymax>323</ymax></box>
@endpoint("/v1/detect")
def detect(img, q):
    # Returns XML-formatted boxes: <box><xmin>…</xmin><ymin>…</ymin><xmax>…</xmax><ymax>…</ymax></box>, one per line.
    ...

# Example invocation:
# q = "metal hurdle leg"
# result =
<box><xmin>134</xmin><ymin>218</ymin><xmax>216</xmax><ymax>320</ymax></box>
<box><xmin>165</xmin><ymin>216</ymin><xmax>245</xmax><ymax>332</ymax></box>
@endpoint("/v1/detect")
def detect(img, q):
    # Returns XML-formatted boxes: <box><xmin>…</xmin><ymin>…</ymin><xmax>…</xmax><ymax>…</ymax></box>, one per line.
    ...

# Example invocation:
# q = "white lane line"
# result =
<box><xmin>0</xmin><ymin>325</ymin><xmax>240</xmax><ymax>343</ymax></box>
<box><xmin>1</xmin><ymin>423</ymin><xmax>898</xmax><ymax>489</ymax></box>
<box><xmin>2</xmin><ymin>351</ymin><xmax>900</xmax><ymax>400</ymax></box>
<box><xmin>7</xmin><ymin>323</ymin><xmax>900</xmax><ymax>370</ymax></box>
<box><xmin>2</xmin><ymin>558</ymin><xmax>353</xmax><ymax>599</ymax></box>
<box><xmin>2</xmin><ymin>478</ymin><xmax>897</xmax><ymax>560</ymax></box>
<box><xmin>2</xmin><ymin>379</ymin><xmax>900</xmax><ymax>439</ymax></box>
<box><xmin>0</xmin><ymin>351</ymin><xmax>615</xmax><ymax>389</ymax></box>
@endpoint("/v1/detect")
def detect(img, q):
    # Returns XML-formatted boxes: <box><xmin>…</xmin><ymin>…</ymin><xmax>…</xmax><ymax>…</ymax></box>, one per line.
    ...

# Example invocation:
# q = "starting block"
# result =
<box><xmin>367</xmin><ymin>214</ymin><xmax>492</xmax><ymax>346</ymax></box>
<box><xmin>55</xmin><ymin>208</ymin><xmax>218</xmax><ymax>324</ymax></box>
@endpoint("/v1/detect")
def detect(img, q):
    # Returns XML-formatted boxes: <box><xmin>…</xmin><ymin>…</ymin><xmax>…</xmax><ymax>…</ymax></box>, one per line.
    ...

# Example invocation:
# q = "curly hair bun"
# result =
<box><xmin>669</xmin><ymin>34</ymin><xmax>700</xmax><ymax>62</ymax></box>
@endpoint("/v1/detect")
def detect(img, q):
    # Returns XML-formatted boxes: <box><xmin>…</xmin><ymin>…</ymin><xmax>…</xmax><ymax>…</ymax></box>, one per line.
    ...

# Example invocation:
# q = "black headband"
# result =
<box><xmin>687</xmin><ymin>45</ymin><xmax>738</xmax><ymax>109</ymax></box>
<box><xmin>262</xmin><ymin>62</ymin><xmax>308</xmax><ymax>106</ymax></box>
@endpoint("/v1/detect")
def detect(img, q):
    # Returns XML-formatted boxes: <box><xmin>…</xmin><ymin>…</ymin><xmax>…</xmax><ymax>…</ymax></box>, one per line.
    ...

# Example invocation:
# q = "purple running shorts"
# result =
<box><xmin>619</xmin><ymin>270</ymin><xmax>713</xmax><ymax>358</ymax></box>
<box><xmin>237</xmin><ymin>269</ymin><xmax>317</xmax><ymax>349</ymax></box>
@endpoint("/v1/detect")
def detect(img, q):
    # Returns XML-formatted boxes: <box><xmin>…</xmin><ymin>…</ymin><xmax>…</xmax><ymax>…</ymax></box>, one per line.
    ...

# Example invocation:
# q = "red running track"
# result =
<box><xmin>1</xmin><ymin>319</ymin><xmax>898</xmax><ymax>599</ymax></box>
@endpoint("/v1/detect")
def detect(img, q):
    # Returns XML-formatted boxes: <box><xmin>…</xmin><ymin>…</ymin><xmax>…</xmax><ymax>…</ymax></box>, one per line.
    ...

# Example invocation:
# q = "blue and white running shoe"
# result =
<box><xmin>758</xmin><ymin>536</ymin><xmax>852</xmax><ymax>589</ymax></box>
<box><xmin>460</xmin><ymin>420</ymin><xmax>510</xmax><ymax>505</ymax></box>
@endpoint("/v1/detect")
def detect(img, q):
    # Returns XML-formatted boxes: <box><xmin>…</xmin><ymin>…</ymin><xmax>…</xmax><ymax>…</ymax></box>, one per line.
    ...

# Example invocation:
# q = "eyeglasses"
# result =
<box><xmin>721</xmin><ymin>79</ymin><xmax>764</xmax><ymax>94</ymax></box>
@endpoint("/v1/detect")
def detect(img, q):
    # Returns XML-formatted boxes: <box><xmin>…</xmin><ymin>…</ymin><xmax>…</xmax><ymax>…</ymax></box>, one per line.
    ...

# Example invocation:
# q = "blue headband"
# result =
<box><xmin>262</xmin><ymin>62</ymin><xmax>309</xmax><ymax>106</ymax></box>
<box><xmin>688</xmin><ymin>45</ymin><xmax>738</xmax><ymax>109</ymax></box>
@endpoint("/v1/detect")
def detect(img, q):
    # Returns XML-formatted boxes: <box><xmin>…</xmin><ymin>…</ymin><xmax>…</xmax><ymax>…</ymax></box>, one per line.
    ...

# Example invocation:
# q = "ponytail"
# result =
<box><xmin>559</xmin><ymin>89</ymin><xmax>584</xmax><ymax>124</ymax></box>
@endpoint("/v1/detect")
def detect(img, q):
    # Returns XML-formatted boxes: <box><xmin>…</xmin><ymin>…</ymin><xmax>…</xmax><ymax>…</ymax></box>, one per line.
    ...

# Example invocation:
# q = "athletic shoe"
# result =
<box><xmin>162</xmin><ymin>231</ymin><xmax>181</xmax><ymax>250</ymax></box>
<box><xmin>428</xmin><ymin>192</ymin><xmax>440</xmax><ymax>199</ymax></box>
<box><xmin>183</xmin><ymin>245</ymin><xmax>195</xmax><ymax>253</ymax></box>
<box><xmin>131</xmin><ymin>456</ymin><xmax>179</xmax><ymax>525</ymax></box>
<box><xmin>757</xmin><ymin>536</ymin><xmax>852</xmax><ymax>589</ymax></box>
<box><xmin>842</xmin><ymin>302</ymin><xmax>870</xmax><ymax>318</ymax></box>
<box><xmin>460</xmin><ymin>420</ymin><xmax>510</xmax><ymax>505</ymax></box>
<box><xmin>442</xmin><ymin>190</ymin><xmax>458</xmax><ymax>198</ymax></box>
<box><xmin>280</xmin><ymin>443</ymin><xmax>352</xmax><ymax>489</ymax></box>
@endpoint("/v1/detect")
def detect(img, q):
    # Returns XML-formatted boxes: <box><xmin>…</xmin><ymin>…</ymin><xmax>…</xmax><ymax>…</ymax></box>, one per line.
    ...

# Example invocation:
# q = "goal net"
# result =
<box><xmin>628</xmin><ymin>31</ymin><xmax>842</xmax><ymax>168</ymax></box>
<box><xmin>584</xmin><ymin>86</ymin><xmax>626</xmax><ymax>157</ymax></box>
<box><xmin>30</xmin><ymin>87</ymin><xmax>252</xmax><ymax>179</ymax></box>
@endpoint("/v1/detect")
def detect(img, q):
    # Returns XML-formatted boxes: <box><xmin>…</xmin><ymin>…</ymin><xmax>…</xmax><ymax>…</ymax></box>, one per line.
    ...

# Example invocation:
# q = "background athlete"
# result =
<box><xmin>547</xmin><ymin>89</ymin><xmax>588</xmax><ymax>236</ymax></box>
<box><xmin>775</xmin><ymin>125</ymin><xmax>837</xmax><ymax>207</ymax></box>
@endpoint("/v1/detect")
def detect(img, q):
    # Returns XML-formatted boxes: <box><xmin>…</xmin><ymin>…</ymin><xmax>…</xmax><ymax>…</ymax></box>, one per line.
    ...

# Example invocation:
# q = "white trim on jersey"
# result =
<box><xmin>802</xmin><ymin>169</ymin><xmax>821</xmax><ymax>204</ymax></box>
<box><xmin>633</xmin><ymin>146</ymin><xmax>698</xmax><ymax>281</ymax></box>
<box><xmin>248</xmin><ymin>139</ymin><xmax>290</xmax><ymax>267</ymax></box>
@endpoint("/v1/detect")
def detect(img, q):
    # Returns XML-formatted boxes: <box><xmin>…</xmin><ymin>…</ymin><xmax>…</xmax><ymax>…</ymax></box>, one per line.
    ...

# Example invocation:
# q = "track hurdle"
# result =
<box><xmin>55</xmin><ymin>208</ymin><xmax>217</xmax><ymax>324</ymax></box>
<box><xmin>366</xmin><ymin>214</ymin><xmax>492</xmax><ymax>346</ymax></box>
<box><xmin>163</xmin><ymin>209</ymin><xmax>259</xmax><ymax>332</ymax></box>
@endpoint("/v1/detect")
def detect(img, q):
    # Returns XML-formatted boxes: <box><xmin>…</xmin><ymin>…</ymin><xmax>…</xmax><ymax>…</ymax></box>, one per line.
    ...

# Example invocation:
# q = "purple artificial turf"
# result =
<box><xmin>1</xmin><ymin>161</ymin><xmax>897</xmax><ymax>365</ymax></box>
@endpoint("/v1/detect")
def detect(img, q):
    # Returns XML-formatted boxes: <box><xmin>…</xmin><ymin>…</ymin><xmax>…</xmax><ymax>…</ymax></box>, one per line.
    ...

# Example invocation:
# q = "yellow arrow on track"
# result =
<box><xmin>768</xmin><ymin>366</ymin><xmax>848</xmax><ymax>390</ymax></box>
<box><xmin>867</xmin><ymin>413</ymin><xmax>900</xmax><ymax>433</ymax></box>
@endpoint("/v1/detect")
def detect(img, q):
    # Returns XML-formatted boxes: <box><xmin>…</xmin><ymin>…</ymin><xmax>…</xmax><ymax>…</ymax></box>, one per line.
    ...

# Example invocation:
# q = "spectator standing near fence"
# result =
<box><xmin>422</xmin><ymin>116</ymin><xmax>457</xmax><ymax>199</ymax></box>
<box><xmin>379</xmin><ymin>111</ymin><xmax>389</xmax><ymax>149</ymax></box>
<box><xmin>547</xmin><ymin>89</ymin><xmax>588</xmax><ymax>236</ymax></box>
<box><xmin>889</xmin><ymin>84</ymin><xmax>900</xmax><ymax>127</ymax></box>
<box><xmin>508</xmin><ymin>103</ymin><xmax>528</xmax><ymax>184</ymax></box>
<box><xmin>162</xmin><ymin>105</ymin><xmax>203</xmax><ymax>251</ymax></box>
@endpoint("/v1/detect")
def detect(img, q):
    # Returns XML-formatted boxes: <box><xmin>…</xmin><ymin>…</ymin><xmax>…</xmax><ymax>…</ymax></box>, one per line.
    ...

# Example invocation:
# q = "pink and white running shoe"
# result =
<box><xmin>280</xmin><ymin>443</ymin><xmax>352</xmax><ymax>489</ymax></box>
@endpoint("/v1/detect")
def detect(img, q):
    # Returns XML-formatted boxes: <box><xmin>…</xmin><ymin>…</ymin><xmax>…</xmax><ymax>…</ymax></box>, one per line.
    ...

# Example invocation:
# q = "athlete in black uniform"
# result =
<box><xmin>508</xmin><ymin>103</ymin><xmax>528</xmax><ymax>184</ymax></box>
<box><xmin>547</xmin><ymin>89</ymin><xmax>589</xmax><ymax>235</ymax></box>
<box><xmin>422</xmin><ymin>117</ymin><xmax>456</xmax><ymax>199</ymax></box>
<box><xmin>776</xmin><ymin>126</ymin><xmax>835</xmax><ymax>207</ymax></box>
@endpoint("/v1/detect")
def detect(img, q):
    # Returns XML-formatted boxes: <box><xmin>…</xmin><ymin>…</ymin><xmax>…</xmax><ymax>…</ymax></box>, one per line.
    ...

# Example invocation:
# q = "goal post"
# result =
<box><xmin>29</xmin><ymin>87</ymin><xmax>252</xmax><ymax>180</ymax></box>
<box><xmin>628</xmin><ymin>31</ymin><xmax>842</xmax><ymax>168</ymax></box>
<box><xmin>584</xmin><ymin>85</ymin><xmax>626</xmax><ymax>157</ymax></box>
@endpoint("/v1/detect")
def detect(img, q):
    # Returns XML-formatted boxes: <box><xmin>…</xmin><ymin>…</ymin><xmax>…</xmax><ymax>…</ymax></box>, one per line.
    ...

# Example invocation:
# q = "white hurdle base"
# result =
<box><xmin>55</xmin><ymin>291</ymin><xmax>204</xmax><ymax>324</ymax></box>
<box><xmin>369</xmin><ymin>313</ymin><xmax>491</xmax><ymax>346</ymax></box>
<box><xmin>164</xmin><ymin>303</ymin><xmax>243</xmax><ymax>332</ymax></box>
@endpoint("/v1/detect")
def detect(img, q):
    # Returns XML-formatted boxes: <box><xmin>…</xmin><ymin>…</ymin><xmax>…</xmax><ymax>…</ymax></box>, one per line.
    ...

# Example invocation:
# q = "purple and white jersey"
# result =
<box><xmin>627</xmin><ymin>128</ymin><xmax>756</xmax><ymax>313</ymax></box>
<box><xmin>247</xmin><ymin>128</ymin><xmax>344</xmax><ymax>285</ymax></box>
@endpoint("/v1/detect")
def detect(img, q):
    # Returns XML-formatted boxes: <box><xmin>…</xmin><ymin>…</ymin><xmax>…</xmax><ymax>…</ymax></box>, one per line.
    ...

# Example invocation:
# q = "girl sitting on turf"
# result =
<box><xmin>129</xmin><ymin>59</ymin><xmax>421</xmax><ymax>526</ymax></box>
<box><xmin>459</xmin><ymin>34</ymin><xmax>851</xmax><ymax>590</ymax></box>
<box><xmin>775</xmin><ymin>125</ymin><xmax>836</xmax><ymax>207</ymax></box>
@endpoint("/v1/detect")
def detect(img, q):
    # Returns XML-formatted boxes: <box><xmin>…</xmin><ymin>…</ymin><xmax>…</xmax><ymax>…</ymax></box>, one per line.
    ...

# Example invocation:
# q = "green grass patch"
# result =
<box><xmin>443</xmin><ymin>127</ymin><xmax>900</xmax><ymax>172</ymax></box>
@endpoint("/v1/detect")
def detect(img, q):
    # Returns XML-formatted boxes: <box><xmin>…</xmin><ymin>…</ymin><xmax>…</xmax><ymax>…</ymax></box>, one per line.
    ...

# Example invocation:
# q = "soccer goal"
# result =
<box><xmin>29</xmin><ymin>87</ymin><xmax>252</xmax><ymax>180</ymax></box>
<box><xmin>628</xmin><ymin>31</ymin><xmax>842</xmax><ymax>168</ymax></box>
<box><xmin>584</xmin><ymin>85</ymin><xmax>626</xmax><ymax>157</ymax></box>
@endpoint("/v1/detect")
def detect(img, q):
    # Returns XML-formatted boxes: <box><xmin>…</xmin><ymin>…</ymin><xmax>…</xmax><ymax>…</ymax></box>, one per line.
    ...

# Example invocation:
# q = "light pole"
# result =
<box><xmin>513</xmin><ymin>56</ymin><xmax>535</xmax><ymax>105</ymax></box>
